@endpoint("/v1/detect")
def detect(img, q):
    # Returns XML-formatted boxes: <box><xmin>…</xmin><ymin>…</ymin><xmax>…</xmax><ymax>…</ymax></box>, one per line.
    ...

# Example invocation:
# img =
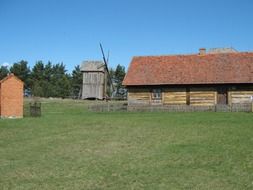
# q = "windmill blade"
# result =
<box><xmin>100</xmin><ymin>43</ymin><xmax>107</xmax><ymax>66</ymax></box>
<box><xmin>99</xmin><ymin>43</ymin><xmax>114</xmax><ymax>92</ymax></box>
<box><xmin>106</xmin><ymin>50</ymin><xmax>110</xmax><ymax>65</ymax></box>
<box><xmin>96</xmin><ymin>49</ymin><xmax>109</xmax><ymax>69</ymax></box>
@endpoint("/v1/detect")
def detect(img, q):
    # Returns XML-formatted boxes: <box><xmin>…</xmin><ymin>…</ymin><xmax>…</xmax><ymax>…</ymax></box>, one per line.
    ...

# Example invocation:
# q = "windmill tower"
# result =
<box><xmin>80</xmin><ymin>44</ymin><xmax>113</xmax><ymax>100</ymax></box>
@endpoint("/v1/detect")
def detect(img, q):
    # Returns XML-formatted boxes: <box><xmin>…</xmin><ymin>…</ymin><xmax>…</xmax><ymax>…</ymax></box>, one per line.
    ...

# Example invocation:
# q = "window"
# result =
<box><xmin>152</xmin><ymin>89</ymin><xmax>162</xmax><ymax>100</ymax></box>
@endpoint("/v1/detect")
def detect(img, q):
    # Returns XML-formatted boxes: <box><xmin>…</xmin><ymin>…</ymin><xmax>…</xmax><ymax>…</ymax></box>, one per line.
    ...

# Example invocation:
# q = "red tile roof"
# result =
<box><xmin>123</xmin><ymin>52</ymin><xmax>253</xmax><ymax>86</ymax></box>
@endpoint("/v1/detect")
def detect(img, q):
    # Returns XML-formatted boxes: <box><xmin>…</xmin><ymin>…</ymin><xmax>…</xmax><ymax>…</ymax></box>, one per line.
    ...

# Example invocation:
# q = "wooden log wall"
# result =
<box><xmin>189</xmin><ymin>88</ymin><xmax>216</xmax><ymax>106</ymax></box>
<box><xmin>127</xmin><ymin>86</ymin><xmax>253</xmax><ymax>106</ymax></box>
<box><xmin>128</xmin><ymin>88</ymin><xmax>150</xmax><ymax>105</ymax></box>
<box><xmin>163</xmin><ymin>88</ymin><xmax>186</xmax><ymax>105</ymax></box>
<box><xmin>229</xmin><ymin>91</ymin><xmax>253</xmax><ymax>104</ymax></box>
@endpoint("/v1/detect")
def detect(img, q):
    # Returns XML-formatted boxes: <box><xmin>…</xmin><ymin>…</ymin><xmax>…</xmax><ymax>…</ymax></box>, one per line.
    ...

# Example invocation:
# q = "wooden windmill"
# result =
<box><xmin>80</xmin><ymin>44</ymin><xmax>114</xmax><ymax>100</ymax></box>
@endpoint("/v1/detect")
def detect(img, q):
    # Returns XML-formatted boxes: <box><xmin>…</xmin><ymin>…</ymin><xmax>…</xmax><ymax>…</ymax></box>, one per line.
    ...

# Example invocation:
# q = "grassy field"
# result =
<box><xmin>0</xmin><ymin>99</ymin><xmax>253</xmax><ymax>190</ymax></box>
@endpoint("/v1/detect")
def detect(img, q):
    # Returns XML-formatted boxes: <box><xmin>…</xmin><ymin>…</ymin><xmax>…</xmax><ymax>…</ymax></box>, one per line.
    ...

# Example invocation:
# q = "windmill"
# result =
<box><xmin>99</xmin><ymin>43</ymin><xmax>114</xmax><ymax>99</ymax></box>
<box><xmin>80</xmin><ymin>44</ymin><xmax>114</xmax><ymax>100</ymax></box>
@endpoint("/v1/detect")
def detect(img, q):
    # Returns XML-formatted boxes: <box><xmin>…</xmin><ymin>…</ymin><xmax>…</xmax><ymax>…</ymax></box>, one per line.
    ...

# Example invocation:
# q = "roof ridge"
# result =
<box><xmin>132</xmin><ymin>51</ymin><xmax>253</xmax><ymax>59</ymax></box>
<box><xmin>0</xmin><ymin>73</ymin><xmax>24</xmax><ymax>84</ymax></box>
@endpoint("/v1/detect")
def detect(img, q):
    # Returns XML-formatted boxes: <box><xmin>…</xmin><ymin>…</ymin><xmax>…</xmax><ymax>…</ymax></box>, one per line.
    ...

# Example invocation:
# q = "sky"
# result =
<box><xmin>1</xmin><ymin>0</ymin><xmax>253</xmax><ymax>72</ymax></box>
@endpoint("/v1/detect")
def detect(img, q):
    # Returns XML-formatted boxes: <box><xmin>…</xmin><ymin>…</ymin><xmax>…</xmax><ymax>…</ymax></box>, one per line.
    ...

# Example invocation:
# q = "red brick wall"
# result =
<box><xmin>0</xmin><ymin>86</ymin><xmax>1</xmax><ymax>114</ymax></box>
<box><xmin>0</xmin><ymin>76</ymin><xmax>24</xmax><ymax>118</ymax></box>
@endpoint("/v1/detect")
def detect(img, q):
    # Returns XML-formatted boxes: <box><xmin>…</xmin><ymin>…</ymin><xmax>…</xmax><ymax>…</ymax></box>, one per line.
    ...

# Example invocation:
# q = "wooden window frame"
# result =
<box><xmin>152</xmin><ymin>89</ymin><xmax>162</xmax><ymax>100</ymax></box>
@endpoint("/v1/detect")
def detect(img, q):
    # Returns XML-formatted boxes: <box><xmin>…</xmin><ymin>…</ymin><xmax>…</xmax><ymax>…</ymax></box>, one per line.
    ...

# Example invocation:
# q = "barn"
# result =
<box><xmin>123</xmin><ymin>48</ymin><xmax>253</xmax><ymax>107</ymax></box>
<box><xmin>0</xmin><ymin>74</ymin><xmax>24</xmax><ymax>118</ymax></box>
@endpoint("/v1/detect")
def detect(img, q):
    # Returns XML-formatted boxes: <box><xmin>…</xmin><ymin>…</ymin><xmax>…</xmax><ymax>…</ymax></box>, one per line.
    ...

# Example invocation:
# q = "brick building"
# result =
<box><xmin>0</xmin><ymin>74</ymin><xmax>24</xmax><ymax>118</ymax></box>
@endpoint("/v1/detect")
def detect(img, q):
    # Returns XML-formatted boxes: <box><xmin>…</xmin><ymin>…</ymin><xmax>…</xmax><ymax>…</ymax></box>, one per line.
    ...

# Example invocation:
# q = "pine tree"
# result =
<box><xmin>30</xmin><ymin>61</ymin><xmax>45</xmax><ymax>96</ymax></box>
<box><xmin>9</xmin><ymin>60</ymin><xmax>31</xmax><ymax>89</ymax></box>
<box><xmin>71</xmin><ymin>65</ymin><xmax>82</xmax><ymax>98</ymax></box>
<box><xmin>0</xmin><ymin>66</ymin><xmax>9</xmax><ymax>80</ymax></box>
<box><xmin>114</xmin><ymin>64</ymin><xmax>126</xmax><ymax>96</ymax></box>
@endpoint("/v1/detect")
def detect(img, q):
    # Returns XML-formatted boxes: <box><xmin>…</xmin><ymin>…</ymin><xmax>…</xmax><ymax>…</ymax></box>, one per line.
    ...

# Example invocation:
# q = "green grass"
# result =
<box><xmin>0</xmin><ymin>99</ymin><xmax>253</xmax><ymax>190</ymax></box>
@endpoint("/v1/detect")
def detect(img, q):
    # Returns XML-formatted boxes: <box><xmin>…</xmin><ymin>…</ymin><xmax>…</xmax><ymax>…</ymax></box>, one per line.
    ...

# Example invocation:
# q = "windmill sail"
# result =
<box><xmin>99</xmin><ymin>43</ymin><xmax>114</xmax><ymax>98</ymax></box>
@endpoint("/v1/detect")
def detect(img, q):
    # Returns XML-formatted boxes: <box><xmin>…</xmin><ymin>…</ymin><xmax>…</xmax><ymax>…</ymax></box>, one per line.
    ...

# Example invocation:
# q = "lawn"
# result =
<box><xmin>0</xmin><ymin>99</ymin><xmax>253</xmax><ymax>190</ymax></box>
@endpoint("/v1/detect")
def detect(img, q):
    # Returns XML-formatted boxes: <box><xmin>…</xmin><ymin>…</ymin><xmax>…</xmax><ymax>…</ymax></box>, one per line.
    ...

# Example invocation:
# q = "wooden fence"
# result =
<box><xmin>88</xmin><ymin>102</ymin><xmax>128</xmax><ymax>112</ymax></box>
<box><xmin>24</xmin><ymin>101</ymin><xmax>42</xmax><ymax>117</ymax></box>
<box><xmin>89</xmin><ymin>103</ymin><xmax>253</xmax><ymax>112</ymax></box>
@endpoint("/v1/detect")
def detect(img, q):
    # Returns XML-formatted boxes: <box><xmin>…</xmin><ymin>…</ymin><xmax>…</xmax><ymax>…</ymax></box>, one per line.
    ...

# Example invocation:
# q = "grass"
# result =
<box><xmin>0</xmin><ymin>99</ymin><xmax>253</xmax><ymax>189</ymax></box>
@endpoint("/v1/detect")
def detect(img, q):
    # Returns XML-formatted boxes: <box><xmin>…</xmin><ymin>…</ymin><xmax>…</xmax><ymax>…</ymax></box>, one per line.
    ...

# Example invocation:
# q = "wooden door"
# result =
<box><xmin>217</xmin><ymin>87</ymin><xmax>228</xmax><ymax>104</ymax></box>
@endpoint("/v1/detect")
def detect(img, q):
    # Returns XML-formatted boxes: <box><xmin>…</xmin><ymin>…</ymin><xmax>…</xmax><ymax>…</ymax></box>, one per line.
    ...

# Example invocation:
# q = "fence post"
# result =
<box><xmin>29</xmin><ymin>102</ymin><xmax>41</xmax><ymax>117</ymax></box>
<box><xmin>251</xmin><ymin>96</ymin><xmax>253</xmax><ymax>112</ymax></box>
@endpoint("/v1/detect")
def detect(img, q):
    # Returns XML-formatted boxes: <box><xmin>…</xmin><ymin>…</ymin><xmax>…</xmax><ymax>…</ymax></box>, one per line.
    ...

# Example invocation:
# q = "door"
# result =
<box><xmin>217</xmin><ymin>87</ymin><xmax>228</xmax><ymax>104</ymax></box>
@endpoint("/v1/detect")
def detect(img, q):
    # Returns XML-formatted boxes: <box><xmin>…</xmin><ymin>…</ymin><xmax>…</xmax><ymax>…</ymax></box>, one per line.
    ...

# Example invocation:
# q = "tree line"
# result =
<box><xmin>0</xmin><ymin>60</ymin><xmax>125</xmax><ymax>98</ymax></box>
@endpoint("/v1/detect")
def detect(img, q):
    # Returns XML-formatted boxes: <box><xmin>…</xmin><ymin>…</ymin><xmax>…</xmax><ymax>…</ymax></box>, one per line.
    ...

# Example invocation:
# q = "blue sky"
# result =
<box><xmin>1</xmin><ymin>0</ymin><xmax>253</xmax><ymax>72</ymax></box>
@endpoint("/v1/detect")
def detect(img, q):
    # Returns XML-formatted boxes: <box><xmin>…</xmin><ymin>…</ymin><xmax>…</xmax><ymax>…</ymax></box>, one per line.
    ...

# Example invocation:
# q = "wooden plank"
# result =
<box><xmin>190</xmin><ymin>103</ymin><xmax>215</xmax><ymax>106</ymax></box>
<box><xmin>190</xmin><ymin>93</ymin><xmax>215</xmax><ymax>95</ymax></box>
<box><xmin>129</xmin><ymin>97</ymin><xmax>150</xmax><ymax>100</ymax></box>
<box><xmin>189</xmin><ymin>90</ymin><xmax>215</xmax><ymax>106</ymax></box>
<box><xmin>164</xmin><ymin>101</ymin><xmax>186</xmax><ymax>105</ymax></box>
<box><xmin>190</xmin><ymin>87</ymin><xmax>216</xmax><ymax>91</ymax></box>
<box><xmin>231</xmin><ymin>95</ymin><xmax>253</xmax><ymax>98</ymax></box>
<box><xmin>230</xmin><ymin>91</ymin><xmax>253</xmax><ymax>104</ymax></box>
<box><xmin>228</xmin><ymin>91</ymin><xmax>231</xmax><ymax>105</ymax></box>
<box><xmin>128</xmin><ymin>91</ymin><xmax>151</xmax><ymax>105</ymax></box>
<box><xmin>190</xmin><ymin>100</ymin><xmax>215</xmax><ymax>103</ymax></box>
<box><xmin>163</xmin><ymin>88</ymin><xmax>186</xmax><ymax>92</ymax></box>
<box><xmin>190</xmin><ymin>98</ymin><xmax>215</xmax><ymax>101</ymax></box>
<box><xmin>164</xmin><ymin>96</ymin><xmax>186</xmax><ymax>99</ymax></box>
<box><xmin>190</xmin><ymin>95</ymin><xmax>215</xmax><ymax>99</ymax></box>
<box><xmin>214</xmin><ymin>91</ymin><xmax>217</xmax><ymax>105</ymax></box>
<box><xmin>164</xmin><ymin>95</ymin><xmax>186</xmax><ymax>102</ymax></box>
<box><xmin>190</xmin><ymin>88</ymin><xmax>216</xmax><ymax>107</ymax></box>
<box><xmin>164</xmin><ymin>98</ymin><xmax>186</xmax><ymax>101</ymax></box>
<box><xmin>163</xmin><ymin>88</ymin><xmax>186</xmax><ymax>105</ymax></box>
<box><xmin>230</xmin><ymin>91</ymin><xmax>253</xmax><ymax>94</ymax></box>
<box><xmin>164</xmin><ymin>92</ymin><xmax>186</xmax><ymax>95</ymax></box>
<box><xmin>190</xmin><ymin>91</ymin><xmax>215</xmax><ymax>93</ymax></box>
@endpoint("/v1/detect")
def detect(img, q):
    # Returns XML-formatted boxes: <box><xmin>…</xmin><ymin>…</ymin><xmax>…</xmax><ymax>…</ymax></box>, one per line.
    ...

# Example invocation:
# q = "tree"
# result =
<box><xmin>31</xmin><ymin>61</ymin><xmax>44</xmax><ymax>81</ymax></box>
<box><xmin>50</xmin><ymin>63</ymin><xmax>71</xmax><ymax>98</ymax></box>
<box><xmin>113</xmin><ymin>64</ymin><xmax>126</xmax><ymax>97</ymax></box>
<box><xmin>30</xmin><ymin>61</ymin><xmax>71</xmax><ymax>98</ymax></box>
<box><xmin>30</xmin><ymin>61</ymin><xmax>45</xmax><ymax>96</ymax></box>
<box><xmin>9</xmin><ymin>60</ymin><xmax>31</xmax><ymax>89</ymax></box>
<box><xmin>43</xmin><ymin>62</ymin><xmax>54</xmax><ymax>97</ymax></box>
<box><xmin>71</xmin><ymin>65</ymin><xmax>82</xmax><ymax>98</ymax></box>
<box><xmin>0</xmin><ymin>66</ymin><xmax>9</xmax><ymax>80</ymax></box>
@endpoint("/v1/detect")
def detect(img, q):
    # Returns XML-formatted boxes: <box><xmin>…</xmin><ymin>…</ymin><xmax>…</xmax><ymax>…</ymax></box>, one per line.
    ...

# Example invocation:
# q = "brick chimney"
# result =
<box><xmin>199</xmin><ymin>48</ymin><xmax>206</xmax><ymax>55</ymax></box>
